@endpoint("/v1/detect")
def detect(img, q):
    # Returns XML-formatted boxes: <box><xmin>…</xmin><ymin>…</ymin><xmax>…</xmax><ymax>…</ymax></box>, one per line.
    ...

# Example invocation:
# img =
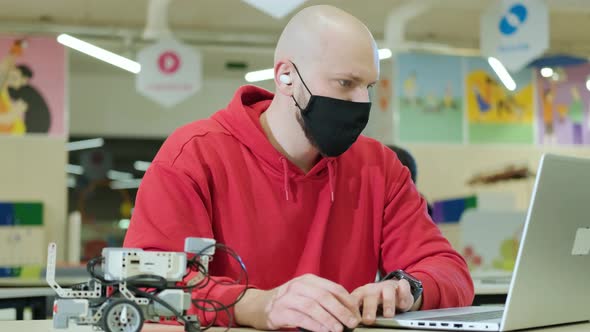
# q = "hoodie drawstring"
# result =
<box><xmin>327</xmin><ymin>161</ymin><xmax>335</xmax><ymax>203</ymax></box>
<box><xmin>280</xmin><ymin>157</ymin><xmax>291</xmax><ymax>201</ymax></box>
<box><xmin>280</xmin><ymin>157</ymin><xmax>335</xmax><ymax>203</ymax></box>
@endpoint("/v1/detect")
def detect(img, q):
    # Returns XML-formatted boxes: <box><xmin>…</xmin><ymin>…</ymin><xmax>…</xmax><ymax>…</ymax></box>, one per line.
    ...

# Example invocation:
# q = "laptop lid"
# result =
<box><xmin>500</xmin><ymin>154</ymin><xmax>590</xmax><ymax>331</ymax></box>
<box><xmin>373</xmin><ymin>154</ymin><xmax>590</xmax><ymax>331</ymax></box>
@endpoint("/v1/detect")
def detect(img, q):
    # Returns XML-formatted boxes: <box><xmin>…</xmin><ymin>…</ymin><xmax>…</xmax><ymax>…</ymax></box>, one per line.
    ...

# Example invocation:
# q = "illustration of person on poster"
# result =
<box><xmin>566</xmin><ymin>86</ymin><xmax>584</xmax><ymax>144</ymax></box>
<box><xmin>0</xmin><ymin>36</ymin><xmax>65</xmax><ymax>137</ymax></box>
<box><xmin>403</xmin><ymin>71</ymin><xmax>418</xmax><ymax>107</ymax></box>
<box><xmin>7</xmin><ymin>64</ymin><xmax>51</xmax><ymax>133</ymax></box>
<box><xmin>541</xmin><ymin>81</ymin><xmax>556</xmax><ymax>144</ymax></box>
<box><xmin>537</xmin><ymin>64</ymin><xmax>590</xmax><ymax>146</ymax></box>
<box><xmin>0</xmin><ymin>39</ymin><xmax>27</xmax><ymax>134</ymax></box>
<box><xmin>395</xmin><ymin>52</ymin><xmax>464</xmax><ymax>143</ymax></box>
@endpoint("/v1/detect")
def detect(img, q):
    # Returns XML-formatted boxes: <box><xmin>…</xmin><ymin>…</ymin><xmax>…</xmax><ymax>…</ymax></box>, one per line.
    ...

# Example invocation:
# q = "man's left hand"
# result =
<box><xmin>350</xmin><ymin>279</ymin><xmax>421</xmax><ymax>325</ymax></box>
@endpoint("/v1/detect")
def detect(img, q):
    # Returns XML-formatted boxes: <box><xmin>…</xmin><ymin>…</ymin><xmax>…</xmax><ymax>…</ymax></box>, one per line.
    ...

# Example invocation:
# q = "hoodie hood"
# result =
<box><xmin>212</xmin><ymin>85</ymin><xmax>336</xmax><ymax>201</ymax></box>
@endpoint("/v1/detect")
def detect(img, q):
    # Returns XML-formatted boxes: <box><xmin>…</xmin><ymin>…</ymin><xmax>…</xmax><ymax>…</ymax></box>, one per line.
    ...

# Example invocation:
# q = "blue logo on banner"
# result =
<box><xmin>499</xmin><ymin>3</ymin><xmax>528</xmax><ymax>35</ymax></box>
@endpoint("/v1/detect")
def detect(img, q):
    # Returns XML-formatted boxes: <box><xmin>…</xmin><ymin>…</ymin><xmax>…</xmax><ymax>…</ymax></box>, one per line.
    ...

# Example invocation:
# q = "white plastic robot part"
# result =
<box><xmin>102</xmin><ymin>249</ymin><xmax>187</xmax><ymax>282</ymax></box>
<box><xmin>46</xmin><ymin>243</ymin><xmax>57</xmax><ymax>285</ymax></box>
<box><xmin>46</xmin><ymin>243</ymin><xmax>70</xmax><ymax>298</ymax></box>
<box><xmin>46</xmin><ymin>243</ymin><xmax>101</xmax><ymax>299</ymax></box>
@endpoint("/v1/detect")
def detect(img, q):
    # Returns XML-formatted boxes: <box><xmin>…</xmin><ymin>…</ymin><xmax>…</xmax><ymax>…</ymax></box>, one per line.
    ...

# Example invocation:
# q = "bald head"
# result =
<box><xmin>273</xmin><ymin>5</ymin><xmax>379</xmax><ymax>102</ymax></box>
<box><xmin>275</xmin><ymin>5</ymin><xmax>378</xmax><ymax>68</ymax></box>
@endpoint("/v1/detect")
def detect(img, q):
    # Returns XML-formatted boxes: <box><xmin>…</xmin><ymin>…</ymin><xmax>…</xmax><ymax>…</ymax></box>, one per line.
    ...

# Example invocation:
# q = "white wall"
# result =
<box><xmin>406</xmin><ymin>144</ymin><xmax>590</xmax><ymax>205</ymax></box>
<box><xmin>69</xmin><ymin>72</ymin><xmax>274</xmax><ymax>138</ymax></box>
<box><xmin>68</xmin><ymin>57</ymin><xmax>394</xmax><ymax>140</ymax></box>
<box><xmin>0</xmin><ymin>136</ymin><xmax>67</xmax><ymax>260</ymax></box>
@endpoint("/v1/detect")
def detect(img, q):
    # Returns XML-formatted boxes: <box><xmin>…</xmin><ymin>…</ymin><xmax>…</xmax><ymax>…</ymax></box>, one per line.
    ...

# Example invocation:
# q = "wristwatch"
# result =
<box><xmin>382</xmin><ymin>269</ymin><xmax>423</xmax><ymax>304</ymax></box>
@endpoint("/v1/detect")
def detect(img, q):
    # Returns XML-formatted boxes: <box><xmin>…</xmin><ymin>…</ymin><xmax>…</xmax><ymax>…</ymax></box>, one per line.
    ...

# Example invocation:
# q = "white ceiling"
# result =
<box><xmin>2</xmin><ymin>0</ymin><xmax>590</xmax><ymax>77</ymax></box>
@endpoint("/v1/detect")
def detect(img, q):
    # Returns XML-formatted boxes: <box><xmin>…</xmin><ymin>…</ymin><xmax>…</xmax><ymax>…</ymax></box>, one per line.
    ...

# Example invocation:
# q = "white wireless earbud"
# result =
<box><xmin>279</xmin><ymin>74</ymin><xmax>292</xmax><ymax>85</ymax></box>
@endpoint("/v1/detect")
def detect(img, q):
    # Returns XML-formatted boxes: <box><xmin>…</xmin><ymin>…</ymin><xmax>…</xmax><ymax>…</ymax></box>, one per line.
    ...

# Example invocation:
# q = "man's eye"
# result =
<box><xmin>339</xmin><ymin>80</ymin><xmax>353</xmax><ymax>88</ymax></box>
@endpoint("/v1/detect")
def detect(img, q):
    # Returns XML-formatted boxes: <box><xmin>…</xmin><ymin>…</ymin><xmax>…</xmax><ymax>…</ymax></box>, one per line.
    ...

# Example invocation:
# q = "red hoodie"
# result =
<box><xmin>124</xmin><ymin>85</ymin><xmax>474</xmax><ymax>326</ymax></box>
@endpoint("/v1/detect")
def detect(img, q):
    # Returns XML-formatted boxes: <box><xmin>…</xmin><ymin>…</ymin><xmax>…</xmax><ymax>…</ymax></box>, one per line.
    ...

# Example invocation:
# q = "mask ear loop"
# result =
<box><xmin>291</xmin><ymin>95</ymin><xmax>305</xmax><ymax>111</ymax></box>
<box><xmin>290</xmin><ymin>61</ymin><xmax>313</xmax><ymax>111</ymax></box>
<box><xmin>290</xmin><ymin>62</ymin><xmax>313</xmax><ymax>95</ymax></box>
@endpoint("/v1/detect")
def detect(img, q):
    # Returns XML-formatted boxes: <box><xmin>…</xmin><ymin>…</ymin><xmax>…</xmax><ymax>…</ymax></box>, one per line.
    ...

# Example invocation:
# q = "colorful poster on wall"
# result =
<box><xmin>395</xmin><ymin>53</ymin><xmax>464</xmax><ymax>144</ymax></box>
<box><xmin>0</xmin><ymin>36</ymin><xmax>67</xmax><ymax>137</ymax></box>
<box><xmin>364</xmin><ymin>68</ymin><xmax>394</xmax><ymax>144</ymax></box>
<box><xmin>465</xmin><ymin>57</ymin><xmax>534</xmax><ymax>144</ymax></box>
<box><xmin>536</xmin><ymin>64</ymin><xmax>590</xmax><ymax>145</ymax></box>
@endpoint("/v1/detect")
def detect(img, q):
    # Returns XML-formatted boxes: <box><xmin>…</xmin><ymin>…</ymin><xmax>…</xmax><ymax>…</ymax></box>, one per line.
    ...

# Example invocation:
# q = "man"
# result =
<box><xmin>124</xmin><ymin>5</ymin><xmax>473</xmax><ymax>332</ymax></box>
<box><xmin>7</xmin><ymin>64</ymin><xmax>51</xmax><ymax>134</ymax></box>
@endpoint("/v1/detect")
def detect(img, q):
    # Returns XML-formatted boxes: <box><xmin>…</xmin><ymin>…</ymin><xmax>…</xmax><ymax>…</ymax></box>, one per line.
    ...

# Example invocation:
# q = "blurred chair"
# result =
<box><xmin>387</xmin><ymin>145</ymin><xmax>433</xmax><ymax>217</ymax></box>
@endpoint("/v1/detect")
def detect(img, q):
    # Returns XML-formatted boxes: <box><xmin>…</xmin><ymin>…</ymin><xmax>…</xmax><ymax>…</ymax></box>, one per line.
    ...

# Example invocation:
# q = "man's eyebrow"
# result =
<box><xmin>333</xmin><ymin>73</ymin><xmax>363</xmax><ymax>81</ymax></box>
<box><xmin>333</xmin><ymin>72</ymin><xmax>377</xmax><ymax>85</ymax></box>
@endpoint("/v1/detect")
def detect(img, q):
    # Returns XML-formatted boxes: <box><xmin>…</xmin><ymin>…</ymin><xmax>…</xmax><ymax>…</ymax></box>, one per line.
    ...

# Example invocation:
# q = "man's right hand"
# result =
<box><xmin>234</xmin><ymin>274</ymin><xmax>361</xmax><ymax>332</ymax></box>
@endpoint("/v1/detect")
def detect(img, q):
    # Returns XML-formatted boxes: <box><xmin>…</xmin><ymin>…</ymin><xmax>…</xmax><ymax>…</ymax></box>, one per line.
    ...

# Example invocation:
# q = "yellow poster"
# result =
<box><xmin>467</xmin><ymin>70</ymin><xmax>534</xmax><ymax>124</ymax></box>
<box><xmin>465</xmin><ymin>58</ymin><xmax>534</xmax><ymax>144</ymax></box>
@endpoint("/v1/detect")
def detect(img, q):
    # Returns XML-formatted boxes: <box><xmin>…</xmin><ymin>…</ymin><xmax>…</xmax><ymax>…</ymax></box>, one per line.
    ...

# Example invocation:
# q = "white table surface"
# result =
<box><xmin>0</xmin><ymin>319</ymin><xmax>588</xmax><ymax>332</ymax></box>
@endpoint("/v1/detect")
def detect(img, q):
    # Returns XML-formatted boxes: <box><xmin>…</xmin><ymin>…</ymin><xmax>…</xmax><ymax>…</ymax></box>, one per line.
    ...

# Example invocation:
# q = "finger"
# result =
<box><xmin>296</xmin><ymin>295</ymin><xmax>343</xmax><ymax>331</ymax></box>
<box><xmin>381</xmin><ymin>280</ymin><xmax>397</xmax><ymax>318</ymax></box>
<box><xmin>350</xmin><ymin>287</ymin><xmax>365</xmax><ymax>308</ymax></box>
<box><xmin>395</xmin><ymin>279</ymin><xmax>414</xmax><ymax>312</ymax></box>
<box><xmin>360</xmin><ymin>292</ymin><xmax>380</xmax><ymax>325</ymax></box>
<box><xmin>300</xmin><ymin>275</ymin><xmax>362</xmax><ymax>320</ymax></box>
<box><xmin>290</xmin><ymin>282</ymin><xmax>359</xmax><ymax>329</ymax></box>
<box><xmin>272</xmin><ymin>308</ymin><xmax>329</xmax><ymax>332</ymax></box>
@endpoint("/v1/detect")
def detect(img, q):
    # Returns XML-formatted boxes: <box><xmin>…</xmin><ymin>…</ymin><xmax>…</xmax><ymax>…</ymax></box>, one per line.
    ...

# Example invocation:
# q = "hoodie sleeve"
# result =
<box><xmin>379</xmin><ymin>152</ymin><xmax>474</xmax><ymax>310</ymax></box>
<box><xmin>123</xmin><ymin>162</ymin><xmax>250</xmax><ymax>326</ymax></box>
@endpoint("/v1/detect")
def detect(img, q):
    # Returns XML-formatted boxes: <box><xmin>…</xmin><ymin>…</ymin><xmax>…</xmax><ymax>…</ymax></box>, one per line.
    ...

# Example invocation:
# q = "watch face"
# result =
<box><xmin>389</xmin><ymin>270</ymin><xmax>423</xmax><ymax>302</ymax></box>
<box><xmin>384</xmin><ymin>270</ymin><xmax>422</xmax><ymax>287</ymax></box>
<box><xmin>394</xmin><ymin>270</ymin><xmax>419</xmax><ymax>284</ymax></box>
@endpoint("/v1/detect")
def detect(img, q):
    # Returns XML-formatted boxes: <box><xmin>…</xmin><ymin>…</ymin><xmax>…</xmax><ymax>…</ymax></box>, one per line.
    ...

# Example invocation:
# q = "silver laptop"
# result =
<box><xmin>374</xmin><ymin>154</ymin><xmax>590</xmax><ymax>331</ymax></box>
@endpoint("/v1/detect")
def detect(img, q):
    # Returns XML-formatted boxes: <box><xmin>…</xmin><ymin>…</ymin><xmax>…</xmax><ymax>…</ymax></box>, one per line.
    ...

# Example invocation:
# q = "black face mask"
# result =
<box><xmin>291</xmin><ymin>62</ymin><xmax>372</xmax><ymax>157</ymax></box>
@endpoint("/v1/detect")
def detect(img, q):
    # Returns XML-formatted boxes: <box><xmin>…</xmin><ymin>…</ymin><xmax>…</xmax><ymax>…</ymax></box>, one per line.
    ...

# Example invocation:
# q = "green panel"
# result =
<box><xmin>13</xmin><ymin>202</ymin><xmax>43</xmax><ymax>225</ymax></box>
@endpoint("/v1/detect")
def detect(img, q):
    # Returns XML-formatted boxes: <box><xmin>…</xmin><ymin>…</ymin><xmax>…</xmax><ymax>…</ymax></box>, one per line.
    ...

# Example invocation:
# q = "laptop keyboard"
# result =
<box><xmin>421</xmin><ymin>310</ymin><xmax>504</xmax><ymax>322</ymax></box>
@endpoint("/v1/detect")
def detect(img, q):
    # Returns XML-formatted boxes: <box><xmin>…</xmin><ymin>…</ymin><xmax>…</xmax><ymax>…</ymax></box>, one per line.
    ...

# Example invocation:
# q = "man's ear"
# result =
<box><xmin>274</xmin><ymin>61</ymin><xmax>294</xmax><ymax>96</ymax></box>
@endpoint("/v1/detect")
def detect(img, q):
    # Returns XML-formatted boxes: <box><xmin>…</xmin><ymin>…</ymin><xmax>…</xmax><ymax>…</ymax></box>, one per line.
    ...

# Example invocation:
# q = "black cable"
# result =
<box><xmin>124</xmin><ymin>274</ymin><xmax>168</xmax><ymax>289</ymax></box>
<box><xmin>187</xmin><ymin>243</ymin><xmax>249</xmax><ymax>329</ymax></box>
<box><xmin>206</xmin><ymin>244</ymin><xmax>249</xmax><ymax>308</ymax></box>
<box><xmin>191</xmin><ymin>264</ymin><xmax>212</xmax><ymax>290</ymax></box>
<box><xmin>86</xmin><ymin>256</ymin><xmax>104</xmax><ymax>283</ymax></box>
<box><xmin>191</xmin><ymin>298</ymin><xmax>230</xmax><ymax>331</ymax></box>
<box><xmin>126</xmin><ymin>284</ymin><xmax>199</xmax><ymax>332</ymax></box>
<box><xmin>86</xmin><ymin>256</ymin><xmax>120</xmax><ymax>286</ymax></box>
<box><xmin>197</xmin><ymin>243</ymin><xmax>248</xmax><ymax>286</ymax></box>
<box><xmin>179</xmin><ymin>260</ymin><xmax>212</xmax><ymax>290</ymax></box>
<box><xmin>189</xmin><ymin>300</ymin><xmax>218</xmax><ymax>331</ymax></box>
